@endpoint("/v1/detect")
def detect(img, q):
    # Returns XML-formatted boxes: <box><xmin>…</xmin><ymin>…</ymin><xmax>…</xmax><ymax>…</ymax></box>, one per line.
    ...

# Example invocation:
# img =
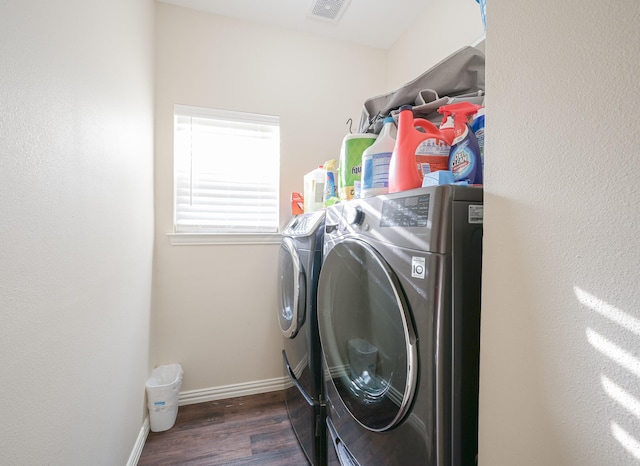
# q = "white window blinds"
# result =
<box><xmin>173</xmin><ymin>105</ymin><xmax>280</xmax><ymax>234</ymax></box>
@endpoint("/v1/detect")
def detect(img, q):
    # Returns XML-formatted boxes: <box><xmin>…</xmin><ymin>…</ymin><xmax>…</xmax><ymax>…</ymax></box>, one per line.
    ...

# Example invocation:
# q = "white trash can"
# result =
<box><xmin>145</xmin><ymin>363</ymin><xmax>183</xmax><ymax>432</ymax></box>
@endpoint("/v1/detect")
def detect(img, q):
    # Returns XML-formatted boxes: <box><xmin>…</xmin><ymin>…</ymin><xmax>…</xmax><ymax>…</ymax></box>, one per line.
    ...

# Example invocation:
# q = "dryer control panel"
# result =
<box><xmin>285</xmin><ymin>211</ymin><xmax>325</xmax><ymax>237</ymax></box>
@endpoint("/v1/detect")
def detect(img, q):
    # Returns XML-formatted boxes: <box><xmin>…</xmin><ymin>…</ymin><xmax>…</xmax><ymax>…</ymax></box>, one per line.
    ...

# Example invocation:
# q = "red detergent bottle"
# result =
<box><xmin>389</xmin><ymin>105</ymin><xmax>450</xmax><ymax>193</ymax></box>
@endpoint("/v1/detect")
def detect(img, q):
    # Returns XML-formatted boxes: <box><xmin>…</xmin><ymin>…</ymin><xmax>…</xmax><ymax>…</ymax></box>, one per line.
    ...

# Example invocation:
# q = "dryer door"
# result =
<box><xmin>318</xmin><ymin>238</ymin><xmax>418</xmax><ymax>432</ymax></box>
<box><xmin>278</xmin><ymin>237</ymin><xmax>306</xmax><ymax>338</ymax></box>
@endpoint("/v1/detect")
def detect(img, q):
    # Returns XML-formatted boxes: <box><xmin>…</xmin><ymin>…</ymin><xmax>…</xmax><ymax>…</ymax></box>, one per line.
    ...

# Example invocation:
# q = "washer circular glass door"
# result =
<box><xmin>318</xmin><ymin>238</ymin><xmax>418</xmax><ymax>432</ymax></box>
<box><xmin>278</xmin><ymin>237</ymin><xmax>306</xmax><ymax>338</ymax></box>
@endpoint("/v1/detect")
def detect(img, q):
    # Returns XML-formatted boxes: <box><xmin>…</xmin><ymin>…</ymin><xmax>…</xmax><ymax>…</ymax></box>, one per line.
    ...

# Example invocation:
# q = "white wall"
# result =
<box><xmin>479</xmin><ymin>1</ymin><xmax>640</xmax><ymax>464</ymax></box>
<box><xmin>388</xmin><ymin>0</ymin><xmax>484</xmax><ymax>89</ymax></box>
<box><xmin>0</xmin><ymin>1</ymin><xmax>154</xmax><ymax>464</ymax></box>
<box><xmin>153</xmin><ymin>3</ymin><xmax>388</xmax><ymax>391</ymax></box>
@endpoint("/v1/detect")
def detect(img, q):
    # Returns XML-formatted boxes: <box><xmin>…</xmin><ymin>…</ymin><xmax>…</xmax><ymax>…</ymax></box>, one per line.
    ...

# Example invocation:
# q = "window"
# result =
<box><xmin>172</xmin><ymin>105</ymin><xmax>280</xmax><ymax>243</ymax></box>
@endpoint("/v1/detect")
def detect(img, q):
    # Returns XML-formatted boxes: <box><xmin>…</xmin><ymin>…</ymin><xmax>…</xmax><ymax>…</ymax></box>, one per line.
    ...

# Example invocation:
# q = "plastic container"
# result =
<box><xmin>476</xmin><ymin>0</ymin><xmax>486</xmax><ymax>31</ymax></box>
<box><xmin>439</xmin><ymin>102</ymin><xmax>482</xmax><ymax>184</ymax></box>
<box><xmin>291</xmin><ymin>192</ymin><xmax>304</xmax><ymax>215</ymax></box>
<box><xmin>338</xmin><ymin>133</ymin><xmax>377</xmax><ymax>200</ymax></box>
<box><xmin>323</xmin><ymin>159</ymin><xmax>339</xmax><ymax>207</ymax></box>
<box><xmin>389</xmin><ymin>106</ymin><xmax>450</xmax><ymax>193</ymax></box>
<box><xmin>439</xmin><ymin>113</ymin><xmax>455</xmax><ymax>146</ymax></box>
<box><xmin>361</xmin><ymin>116</ymin><xmax>396</xmax><ymax>198</ymax></box>
<box><xmin>146</xmin><ymin>363</ymin><xmax>183</xmax><ymax>432</ymax></box>
<box><xmin>471</xmin><ymin>107</ymin><xmax>485</xmax><ymax>178</ymax></box>
<box><xmin>303</xmin><ymin>166</ymin><xmax>326</xmax><ymax>213</ymax></box>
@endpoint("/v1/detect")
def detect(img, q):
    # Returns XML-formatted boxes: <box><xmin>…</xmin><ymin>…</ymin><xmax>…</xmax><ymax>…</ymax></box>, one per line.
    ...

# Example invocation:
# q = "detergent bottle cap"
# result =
<box><xmin>379</xmin><ymin>115</ymin><xmax>397</xmax><ymax>139</ymax></box>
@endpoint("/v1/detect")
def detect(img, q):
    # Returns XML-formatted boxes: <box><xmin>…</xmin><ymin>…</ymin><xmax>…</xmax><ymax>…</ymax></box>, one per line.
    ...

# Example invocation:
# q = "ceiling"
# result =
<box><xmin>157</xmin><ymin>0</ymin><xmax>431</xmax><ymax>49</ymax></box>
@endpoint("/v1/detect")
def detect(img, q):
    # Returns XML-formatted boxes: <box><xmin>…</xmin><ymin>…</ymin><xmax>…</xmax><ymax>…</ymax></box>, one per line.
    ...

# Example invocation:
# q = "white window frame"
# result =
<box><xmin>168</xmin><ymin>104</ymin><xmax>281</xmax><ymax>245</ymax></box>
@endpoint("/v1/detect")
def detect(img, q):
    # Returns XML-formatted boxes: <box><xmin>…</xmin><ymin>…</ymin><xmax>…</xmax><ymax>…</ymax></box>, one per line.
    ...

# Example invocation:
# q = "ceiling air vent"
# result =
<box><xmin>308</xmin><ymin>0</ymin><xmax>351</xmax><ymax>22</ymax></box>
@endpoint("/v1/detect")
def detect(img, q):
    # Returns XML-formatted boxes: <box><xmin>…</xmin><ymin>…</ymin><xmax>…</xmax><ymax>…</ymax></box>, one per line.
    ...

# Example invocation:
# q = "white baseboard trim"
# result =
<box><xmin>127</xmin><ymin>416</ymin><xmax>149</xmax><ymax>466</ymax></box>
<box><xmin>178</xmin><ymin>376</ymin><xmax>287</xmax><ymax>406</ymax></box>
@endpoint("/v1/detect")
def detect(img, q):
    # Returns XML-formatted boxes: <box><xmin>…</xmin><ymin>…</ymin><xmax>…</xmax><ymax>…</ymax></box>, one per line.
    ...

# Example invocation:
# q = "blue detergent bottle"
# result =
<box><xmin>471</xmin><ymin>107</ymin><xmax>485</xmax><ymax>178</ymax></box>
<box><xmin>438</xmin><ymin>102</ymin><xmax>483</xmax><ymax>184</ymax></box>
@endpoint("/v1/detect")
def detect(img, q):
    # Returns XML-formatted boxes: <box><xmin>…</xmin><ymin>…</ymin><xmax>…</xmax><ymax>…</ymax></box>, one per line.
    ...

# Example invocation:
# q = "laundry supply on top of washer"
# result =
<box><xmin>303</xmin><ymin>166</ymin><xmax>326</xmax><ymax>213</ymax></box>
<box><xmin>412</xmin><ymin>113</ymin><xmax>451</xmax><ymax>178</ymax></box>
<box><xmin>476</xmin><ymin>0</ymin><xmax>486</xmax><ymax>31</ymax></box>
<box><xmin>471</xmin><ymin>106</ymin><xmax>485</xmax><ymax>176</ymax></box>
<box><xmin>361</xmin><ymin>116</ymin><xmax>396</xmax><ymax>198</ymax></box>
<box><xmin>322</xmin><ymin>158</ymin><xmax>339</xmax><ymax>207</ymax></box>
<box><xmin>438</xmin><ymin>110</ymin><xmax>456</xmax><ymax>145</ymax></box>
<box><xmin>290</xmin><ymin>192</ymin><xmax>304</xmax><ymax>215</ymax></box>
<box><xmin>338</xmin><ymin>132</ymin><xmax>376</xmax><ymax>200</ymax></box>
<box><xmin>421</xmin><ymin>170</ymin><xmax>456</xmax><ymax>187</ymax></box>
<box><xmin>438</xmin><ymin>102</ymin><xmax>482</xmax><ymax>184</ymax></box>
<box><xmin>388</xmin><ymin>105</ymin><xmax>451</xmax><ymax>193</ymax></box>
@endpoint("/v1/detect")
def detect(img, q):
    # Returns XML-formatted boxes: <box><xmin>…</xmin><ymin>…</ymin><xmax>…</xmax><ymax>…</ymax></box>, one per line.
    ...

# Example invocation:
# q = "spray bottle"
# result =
<box><xmin>389</xmin><ymin>105</ymin><xmax>450</xmax><ymax>193</ymax></box>
<box><xmin>471</xmin><ymin>107</ymin><xmax>485</xmax><ymax>178</ymax></box>
<box><xmin>438</xmin><ymin>110</ymin><xmax>455</xmax><ymax>146</ymax></box>
<box><xmin>438</xmin><ymin>102</ymin><xmax>482</xmax><ymax>185</ymax></box>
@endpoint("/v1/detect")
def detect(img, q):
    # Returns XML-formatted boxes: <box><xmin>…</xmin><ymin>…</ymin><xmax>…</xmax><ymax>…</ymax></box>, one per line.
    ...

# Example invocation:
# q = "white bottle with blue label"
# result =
<box><xmin>361</xmin><ymin>116</ymin><xmax>397</xmax><ymax>198</ymax></box>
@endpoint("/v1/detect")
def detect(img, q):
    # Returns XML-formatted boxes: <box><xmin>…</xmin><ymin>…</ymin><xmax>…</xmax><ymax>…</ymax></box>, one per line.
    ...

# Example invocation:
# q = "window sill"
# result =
<box><xmin>167</xmin><ymin>232</ymin><xmax>282</xmax><ymax>246</ymax></box>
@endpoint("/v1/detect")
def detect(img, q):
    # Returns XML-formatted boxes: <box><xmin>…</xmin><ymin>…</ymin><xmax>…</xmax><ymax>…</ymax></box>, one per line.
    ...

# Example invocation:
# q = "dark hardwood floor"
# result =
<box><xmin>138</xmin><ymin>390</ymin><xmax>309</xmax><ymax>466</ymax></box>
